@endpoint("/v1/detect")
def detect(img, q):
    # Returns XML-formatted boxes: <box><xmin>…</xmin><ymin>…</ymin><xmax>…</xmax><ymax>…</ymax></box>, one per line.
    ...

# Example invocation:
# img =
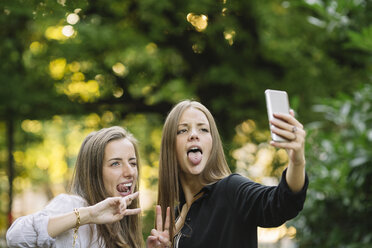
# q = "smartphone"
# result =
<box><xmin>265</xmin><ymin>89</ymin><xmax>290</xmax><ymax>142</ymax></box>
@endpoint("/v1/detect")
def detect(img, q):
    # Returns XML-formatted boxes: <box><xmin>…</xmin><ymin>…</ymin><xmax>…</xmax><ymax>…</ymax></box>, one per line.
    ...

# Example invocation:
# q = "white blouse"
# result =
<box><xmin>6</xmin><ymin>194</ymin><xmax>101</xmax><ymax>248</ymax></box>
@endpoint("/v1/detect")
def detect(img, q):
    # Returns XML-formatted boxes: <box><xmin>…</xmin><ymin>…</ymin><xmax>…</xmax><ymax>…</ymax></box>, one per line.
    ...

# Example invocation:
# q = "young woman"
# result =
<box><xmin>156</xmin><ymin>100</ymin><xmax>308</xmax><ymax>247</ymax></box>
<box><xmin>6</xmin><ymin>126</ymin><xmax>143</xmax><ymax>248</ymax></box>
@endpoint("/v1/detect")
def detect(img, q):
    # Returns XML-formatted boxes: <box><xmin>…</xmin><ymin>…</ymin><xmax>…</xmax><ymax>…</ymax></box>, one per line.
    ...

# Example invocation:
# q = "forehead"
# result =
<box><xmin>104</xmin><ymin>138</ymin><xmax>136</xmax><ymax>155</ymax></box>
<box><xmin>178</xmin><ymin>107</ymin><xmax>209</xmax><ymax>124</ymax></box>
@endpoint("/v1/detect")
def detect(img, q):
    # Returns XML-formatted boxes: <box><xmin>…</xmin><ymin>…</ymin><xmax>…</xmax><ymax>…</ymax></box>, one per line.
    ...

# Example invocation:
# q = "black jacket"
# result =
<box><xmin>174</xmin><ymin>169</ymin><xmax>308</xmax><ymax>248</ymax></box>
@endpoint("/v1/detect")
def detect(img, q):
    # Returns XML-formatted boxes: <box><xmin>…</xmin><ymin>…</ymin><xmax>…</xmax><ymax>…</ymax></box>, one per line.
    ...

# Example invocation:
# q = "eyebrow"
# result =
<box><xmin>177</xmin><ymin>122</ymin><xmax>209</xmax><ymax>127</ymax></box>
<box><xmin>107</xmin><ymin>157</ymin><xmax>137</xmax><ymax>162</ymax></box>
<box><xmin>108</xmin><ymin>158</ymin><xmax>122</xmax><ymax>162</ymax></box>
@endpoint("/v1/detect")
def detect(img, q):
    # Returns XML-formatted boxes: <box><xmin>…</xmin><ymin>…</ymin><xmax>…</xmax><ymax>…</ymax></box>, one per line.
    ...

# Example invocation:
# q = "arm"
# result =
<box><xmin>229</xmin><ymin>172</ymin><xmax>308</xmax><ymax>228</ymax></box>
<box><xmin>6</xmin><ymin>212</ymin><xmax>55</xmax><ymax>248</ymax></box>
<box><xmin>286</xmin><ymin>159</ymin><xmax>306</xmax><ymax>193</ymax></box>
<box><xmin>48</xmin><ymin>192</ymin><xmax>140</xmax><ymax>238</ymax></box>
<box><xmin>47</xmin><ymin>208</ymin><xmax>89</xmax><ymax>238</ymax></box>
<box><xmin>7</xmin><ymin>192</ymin><xmax>140</xmax><ymax>247</ymax></box>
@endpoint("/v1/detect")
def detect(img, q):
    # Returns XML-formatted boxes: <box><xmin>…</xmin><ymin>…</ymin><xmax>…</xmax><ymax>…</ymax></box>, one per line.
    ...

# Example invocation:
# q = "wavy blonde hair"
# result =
<box><xmin>157</xmin><ymin>100</ymin><xmax>231</xmax><ymax>240</ymax></box>
<box><xmin>70</xmin><ymin>126</ymin><xmax>142</xmax><ymax>248</ymax></box>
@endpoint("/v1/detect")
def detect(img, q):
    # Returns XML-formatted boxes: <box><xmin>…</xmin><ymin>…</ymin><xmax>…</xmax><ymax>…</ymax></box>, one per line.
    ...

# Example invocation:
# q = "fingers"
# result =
<box><xmin>119</xmin><ymin>192</ymin><xmax>140</xmax><ymax>216</ymax></box>
<box><xmin>164</xmin><ymin>207</ymin><xmax>170</xmax><ymax>231</ymax></box>
<box><xmin>273</xmin><ymin>112</ymin><xmax>303</xmax><ymax>129</ymax></box>
<box><xmin>155</xmin><ymin>205</ymin><xmax>170</xmax><ymax>231</ymax></box>
<box><xmin>270</xmin><ymin>113</ymin><xmax>305</xmax><ymax>141</ymax></box>
<box><xmin>146</xmin><ymin>235</ymin><xmax>161</xmax><ymax>247</ymax></box>
<box><xmin>156</xmin><ymin>205</ymin><xmax>163</xmax><ymax>231</ymax></box>
<box><xmin>151</xmin><ymin>228</ymin><xmax>160</xmax><ymax>236</ymax></box>
<box><xmin>118</xmin><ymin>191</ymin><xmax>139</xmax><ymax>211</ymax></box>
<box><xmin>270</xmin><ymin>131</ymin><xmax>306</xmax><ymax>156</ymax></box>
<box><xmin>125</xmin><ymin>191</ymin><xmax>139</xmax><ymax>206</ymax></box>
<box><xmin>124</xmin><ymin>208</ymin><xmax>141</xmax><ymax>216</ymax></box>
<box><xmin>150</xmin><ymin>229</ymin><xmax>171</xmax><ymax>247</ymax></box>
<box><xmin>147</xmin><ymin>235</ymin><xmax>159</xmax><ymax>242</ymax></box>
<box><xmin>106</xmin><ymin>192</ymin><xmax>140</xmax><ymax>217</ymax></box>
<box><xmin>158</xmin><ymin>235</ymin><xmax>171</xmax><ymax>245</ymax></box>
<box><xmin>151</xmin><ymin>205</ymin><xmax>172</xmax><ymax>248</ymax></box>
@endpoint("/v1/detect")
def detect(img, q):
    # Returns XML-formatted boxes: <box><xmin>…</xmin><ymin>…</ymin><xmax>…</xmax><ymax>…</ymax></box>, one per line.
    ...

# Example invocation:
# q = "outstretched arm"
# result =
<box><xmin>48</xmin><ymin>192</ymin><xmax>140</xmax><ymax>238</ymax></box>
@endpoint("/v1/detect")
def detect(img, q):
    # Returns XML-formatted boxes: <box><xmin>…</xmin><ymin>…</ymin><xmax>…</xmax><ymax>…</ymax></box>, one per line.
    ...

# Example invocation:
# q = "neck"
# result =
<box><xmin>179</xmin><ymin>173</ymin><xmax>203</xmax><ymax>207</ymax></box>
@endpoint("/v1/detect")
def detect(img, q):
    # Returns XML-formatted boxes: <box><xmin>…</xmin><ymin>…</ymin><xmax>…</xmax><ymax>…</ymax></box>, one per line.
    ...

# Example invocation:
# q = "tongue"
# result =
<box><xmin>117</xmin><ymin>184</ymin><xmax>129</xmax><ymax>192</ymax></box>
<box><xmin>188</xmin><ymin>151</ymin><xmax>202</xmax><ymax>165</ymax></box>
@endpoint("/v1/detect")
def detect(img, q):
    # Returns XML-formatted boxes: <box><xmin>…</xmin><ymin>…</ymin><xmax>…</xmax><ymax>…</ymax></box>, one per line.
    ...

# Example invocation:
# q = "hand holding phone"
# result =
<box><xmin>265</xmin><ymin>89</ymin><xmax>290</xmax><ymax>142</ymax></box>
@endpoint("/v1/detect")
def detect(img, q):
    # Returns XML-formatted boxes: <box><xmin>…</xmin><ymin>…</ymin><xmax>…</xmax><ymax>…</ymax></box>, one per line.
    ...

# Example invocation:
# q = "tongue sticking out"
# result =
<box><xmin>188</xmin><ymin>151</ymin><xmax>202</xmax><ymax>165</ymax></box>
<box><xmin>117</xmin><ymin>184</ymin><xmax>129</xmax><ymax>193</ymax></box>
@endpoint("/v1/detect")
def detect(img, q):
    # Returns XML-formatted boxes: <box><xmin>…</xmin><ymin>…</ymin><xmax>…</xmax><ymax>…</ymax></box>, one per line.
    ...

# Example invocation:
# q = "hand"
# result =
<box><xmin>87</xmin><ymin>191</ymin><xmax>141</xmax><ymax>224</ymax></box>
<box><xmin>269</xmin><ymin>110</ymin><xmax>306</xmax><ymax>166</ymax></box>
<box><xmin>146</xmin><ymin>205</ymin><xmax>171</xmax><ymax>248</ymax></box>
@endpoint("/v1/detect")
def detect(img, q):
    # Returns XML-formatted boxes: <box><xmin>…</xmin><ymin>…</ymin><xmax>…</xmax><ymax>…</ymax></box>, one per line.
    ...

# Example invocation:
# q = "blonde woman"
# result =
<box><xmin>7</xmin><ymin>126</ymin><xmax>143</xmax><ymax>248</ymax></box>
<box><xmin>156</xmin><ymin>100</ymin><xmax>308</xmax><ymax>247</ymax></box>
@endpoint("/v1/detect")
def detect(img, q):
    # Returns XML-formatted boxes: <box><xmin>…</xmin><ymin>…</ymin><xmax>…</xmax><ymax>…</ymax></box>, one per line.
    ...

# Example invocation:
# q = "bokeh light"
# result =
<box><xmin>224</xmin><ymin>30</ymin><xmax>236</xmax><ymax>45</ymax></box>
<box><xmin>49</xmin><ymin>58</ymin><xmax>66</xmax><ymax>80</ymax></box>
<box><xmin>112</xmin><ymin>62</ymin><xmax>129</xmax><ymax>77</ymax></box>
<box><xmin>186</xmin><ymin>13</ymin><xmax>208</xmax><ymax>32</ymax></box>
<box><xmin>62</xmin><ymin>25</ymin><xmax>74</xmax><ymax>37</ymax></box>
<box><xmin>45</xmin><ymin>26</ymin><xmax>66</xmax><ymax>40</ymax></box>
<box><xmin>21</xmin><ymin>120</ymin><xmax>42</xmax><ymax>133</ymax></box>
<box><xmin>66</xmin><ymin>13</ymin><xmax>79</xmax><ymax>25</ymax></box>
<box><xmin>29</xmin><ymin>41</ymin><xmax>44</xmax><ymax>54</ymax></box>
<box><xmin>113</xmin><ymin>87</ymin><xmax>124</xmax><ymax>98</ymax></box>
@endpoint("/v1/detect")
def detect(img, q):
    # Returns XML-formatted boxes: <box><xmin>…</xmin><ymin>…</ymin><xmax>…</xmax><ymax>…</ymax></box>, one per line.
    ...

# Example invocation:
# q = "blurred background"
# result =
<box><xmin>1</xmin><ymin>0</ymin><xmax>371</xmax><ymax>247</ymax></box>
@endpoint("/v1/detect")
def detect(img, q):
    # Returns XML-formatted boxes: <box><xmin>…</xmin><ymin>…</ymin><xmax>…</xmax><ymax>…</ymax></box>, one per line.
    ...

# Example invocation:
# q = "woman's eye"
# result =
<box><xmin>177</xmin><ymin>129</ymin><xmax>187</xmax><ymax>134</ymax></box>
<box><xmin>201</xmin><ymin>128</ymin><xmax>209</xmax><ymax>133</ymax></box>
<box><xmin>111</xmin><ymin>161</ymin><xmax>120</xmax><ymax>167</ymax></box>
<box><xmin>130</xmin><ymin>162</ymin><xmax>137</xmax><ymax>167</ymax></box>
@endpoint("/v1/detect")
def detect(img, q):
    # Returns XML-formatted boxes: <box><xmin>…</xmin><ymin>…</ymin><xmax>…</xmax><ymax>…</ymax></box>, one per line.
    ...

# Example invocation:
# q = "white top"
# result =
<box><xmin>6</xmin><ymin>194</ymin><xmax>101</xmax><ymax>248</ymax></box>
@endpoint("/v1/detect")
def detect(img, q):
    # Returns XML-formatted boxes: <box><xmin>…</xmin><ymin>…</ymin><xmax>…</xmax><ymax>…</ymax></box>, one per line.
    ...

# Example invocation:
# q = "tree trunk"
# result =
<box><xmin>6</xmin><ymin>118</ymin><xmax>14</xmax><ymax>227</ymax></box>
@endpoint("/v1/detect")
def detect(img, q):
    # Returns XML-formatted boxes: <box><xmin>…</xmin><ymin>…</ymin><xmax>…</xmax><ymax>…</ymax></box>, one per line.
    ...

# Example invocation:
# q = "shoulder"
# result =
<box><xmin>220</xmin><ymin>173</ymin><xmax>254</xmax><ymax>187</ymax></box>
<box><xmin>208</xmin><ymin>173</ymin><xmax>255</xmax><ymax>193</ymax></box>
<box><xmin>44</xmin><ymin>194</ymin><xmax>88</xmax><ymax>215</ymax></box>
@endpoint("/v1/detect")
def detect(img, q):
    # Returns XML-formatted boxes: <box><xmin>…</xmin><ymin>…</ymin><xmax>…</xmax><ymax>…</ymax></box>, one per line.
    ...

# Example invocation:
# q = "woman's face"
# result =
<box><xmin>102</xmin><ymin>138</ymin><xmax>138</xmax><ymax>197</ymax></box>
<box><xmin>176</xmin><ymin>107</ymin><xmax>212</xmax><ymax>177</ymax></box>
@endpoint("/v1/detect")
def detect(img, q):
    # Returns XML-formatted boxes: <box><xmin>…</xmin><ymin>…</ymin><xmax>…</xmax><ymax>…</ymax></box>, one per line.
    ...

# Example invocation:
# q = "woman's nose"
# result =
<box><xmin>188</xmin><ymin>128</ymin><xmax>199</xmax><ymax>141</ymax></box>
<box><xmin>122</xmin><ymin>163</ymin><xmax>135</xmax><ymax>177</ymax></box>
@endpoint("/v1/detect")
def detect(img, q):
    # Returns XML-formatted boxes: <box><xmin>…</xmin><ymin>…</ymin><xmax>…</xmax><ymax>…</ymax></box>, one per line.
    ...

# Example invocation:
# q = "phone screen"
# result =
<box><xmin>265</xmin><ymin>89</ymin><xmax>290</xmax><ymax>142</ymax></box>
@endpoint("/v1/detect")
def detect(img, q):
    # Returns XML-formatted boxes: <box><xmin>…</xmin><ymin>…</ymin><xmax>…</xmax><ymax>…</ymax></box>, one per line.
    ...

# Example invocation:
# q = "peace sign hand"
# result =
<box><xmin>146</xmin><ymin>205</ymin><xmax>171</xmax><ymax>248</ymax></box>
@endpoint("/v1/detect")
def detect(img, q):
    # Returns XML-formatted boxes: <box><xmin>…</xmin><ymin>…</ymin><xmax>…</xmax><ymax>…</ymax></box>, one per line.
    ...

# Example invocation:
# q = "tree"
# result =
<box><xmin>293</xmin><ymin>84</ymin><xmax>372</xmax><ymax>247</ymax></box>
<box><xmin>1</xmin><ymin>0</ymin><xmax>371</xmax><ymax>243</ymax></box>
<box><xmin>0</xmin><ymin>0</ymin><xmax>82</xmax><ymax>227</ymax></box>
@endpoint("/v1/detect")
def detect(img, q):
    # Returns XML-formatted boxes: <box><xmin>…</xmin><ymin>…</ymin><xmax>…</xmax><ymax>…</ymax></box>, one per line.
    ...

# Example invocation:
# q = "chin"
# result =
<box><xmin>189</xmin><ymin>167</ymin><xmax>205</xmax><ymax>175</ymax></box>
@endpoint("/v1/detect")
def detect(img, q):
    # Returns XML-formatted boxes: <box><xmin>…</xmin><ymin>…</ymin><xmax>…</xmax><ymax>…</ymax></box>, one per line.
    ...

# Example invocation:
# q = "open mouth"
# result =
<box><xmin>187</xmin><ymin>146</ymin><xmax>203</xmax><ymax>165</ymax></box>
<box><xmin>187</xmin><ymin>147</ymin><xmax>202</xmax><ymax>155</ymax></box>
<box><xmin>116</xmin><ymin>182</ymin><xmax>133</xmax><ymax>196</ymax></box>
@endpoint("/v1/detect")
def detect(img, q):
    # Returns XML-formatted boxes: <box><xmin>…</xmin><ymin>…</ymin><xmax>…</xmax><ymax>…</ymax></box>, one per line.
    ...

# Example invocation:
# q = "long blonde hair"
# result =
<box><xmin>70</xmin><ymin>126</ymin><xmax>142</xmax><ymax>248</ymax></box>
<box><xmin>157</xmin><ymin>100</ymin><xmax>231</xmax><ymax>240</ymax></box>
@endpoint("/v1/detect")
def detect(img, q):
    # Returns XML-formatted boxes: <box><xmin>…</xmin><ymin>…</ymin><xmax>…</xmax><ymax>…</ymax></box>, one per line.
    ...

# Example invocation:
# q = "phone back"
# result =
<box><xmin>265</xmin><ymin>89</ymin><xmax>290</xmax><ymax>142</ymax></box>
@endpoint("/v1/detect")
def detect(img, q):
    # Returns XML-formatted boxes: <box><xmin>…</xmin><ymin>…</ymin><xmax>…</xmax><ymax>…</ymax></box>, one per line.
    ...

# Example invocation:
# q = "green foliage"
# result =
<box><xmin>293</xmin><ymin>84</ymin><xmax>372</xmax><ymax>247</ymax></box>
<box><xmin>1</xmin><ymin>0</ymin><xmax>372</xmax><ymax>245</ymax></box>
<box><xmin>347</xmin><ymin>25</ymin><xmax>372</xmax><ymax>51</ymax></box>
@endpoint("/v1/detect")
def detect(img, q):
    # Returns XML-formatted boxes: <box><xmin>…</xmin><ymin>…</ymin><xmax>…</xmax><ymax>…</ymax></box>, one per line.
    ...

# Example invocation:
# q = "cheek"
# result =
<box><xmin>102</xmin><ymin>171</ymin><xmax>112</xmax><ymax>185</ymax></box>
<box><xmin>176</xmin><ymin>141</ymin><xmax>183</xmax><ymax>158</ymax></box>
<box><xmin>102</xmin><ymin>175</ymin><xmax>113</xmax><ymax>195</ymax></box>
<box><xmin>134</xmin><ymin>167</ymin><xmax>139</xmax><ymax>179</ymax></box>
<box><xmin>205</xmin><ymin>138</ymin><xmax>213</xmax><ymax>157</ymax></box>
<box><xmin>132</xmin><ymin>168</ymin><xmax>139</xmax><ymax>190</ymax></box>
